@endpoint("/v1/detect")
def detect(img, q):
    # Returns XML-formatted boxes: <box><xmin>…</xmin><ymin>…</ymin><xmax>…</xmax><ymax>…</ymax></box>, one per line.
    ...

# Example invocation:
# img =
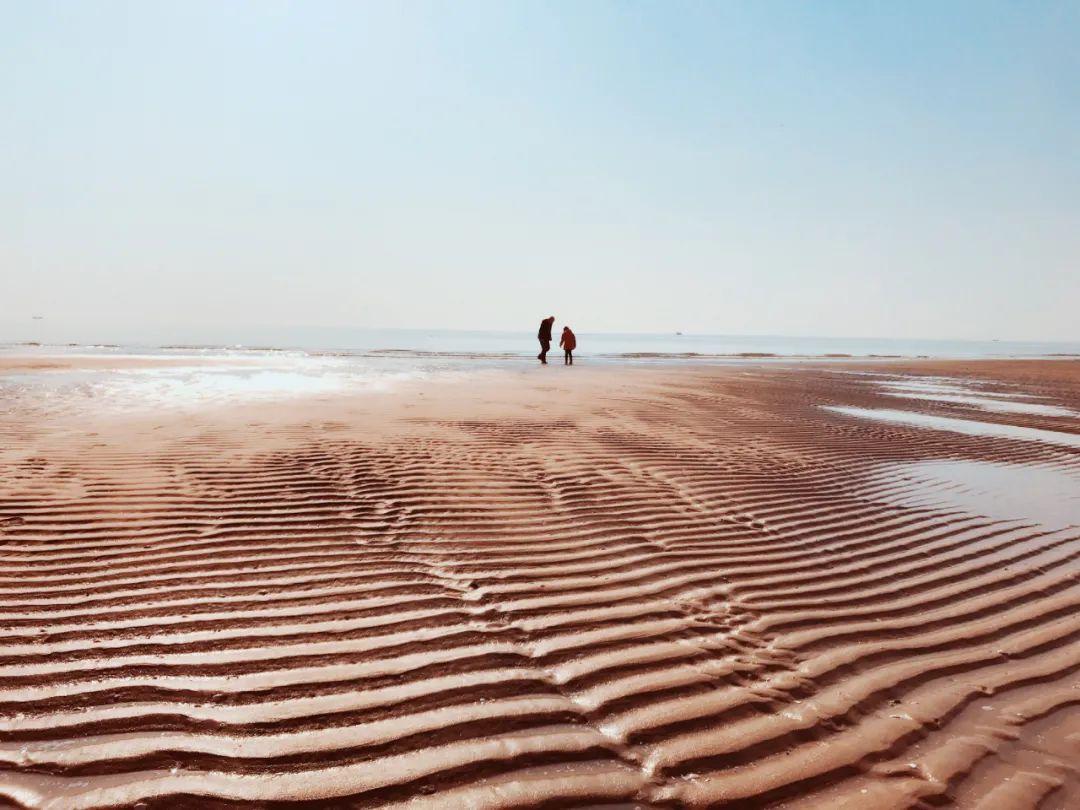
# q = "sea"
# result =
<box><xmin>4</xmin><ymin>323</ymin><xmax>1079</xmax><ymax>361</ymax></box>
<box><xmin>3</xmin><ymin>326</ymin><xmax>1078</xmax><ymax>414</ymax></box>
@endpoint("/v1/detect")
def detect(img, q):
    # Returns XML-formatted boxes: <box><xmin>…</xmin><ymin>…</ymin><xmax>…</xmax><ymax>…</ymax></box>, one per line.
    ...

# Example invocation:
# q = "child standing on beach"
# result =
<box><xmin>559</xmin><ymin>326</ymin><xmax>576</xmax><ymax>365</ymax></box>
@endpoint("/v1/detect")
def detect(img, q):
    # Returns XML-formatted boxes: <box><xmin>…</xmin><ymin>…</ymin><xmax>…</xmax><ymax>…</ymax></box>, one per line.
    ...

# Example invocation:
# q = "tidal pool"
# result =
<box><xmin>824</xmin><ymin>406</ymin><xmax>1080</xmax><ymax>450</ymax></box>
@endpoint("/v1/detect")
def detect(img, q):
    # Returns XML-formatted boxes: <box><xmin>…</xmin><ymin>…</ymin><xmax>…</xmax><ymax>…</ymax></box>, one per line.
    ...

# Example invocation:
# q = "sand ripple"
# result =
<box><xmin>0</xmin><ymin>362</ymin><xmax>1077</xmax><ymax>808</ymax></box>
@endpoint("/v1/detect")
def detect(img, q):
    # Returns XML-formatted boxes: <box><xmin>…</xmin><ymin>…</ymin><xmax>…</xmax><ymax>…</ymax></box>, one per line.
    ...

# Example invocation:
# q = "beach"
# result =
<box><xmin>0</xmin><ymin>355</ymin><xmax>1078</xmax><ymax>808</ymax></box>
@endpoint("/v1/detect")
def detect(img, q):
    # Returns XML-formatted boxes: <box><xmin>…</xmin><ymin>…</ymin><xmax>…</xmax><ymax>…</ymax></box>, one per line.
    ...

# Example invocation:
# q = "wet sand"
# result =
<box><xmin>0</xmin><ymin>355</ymin><xmax>254</xmax><ymax>373</ymax></box>
<box><xmin>0</xmin><ymin>358</ymin><xmax>1078</xmax><ymax>808</ymax></box>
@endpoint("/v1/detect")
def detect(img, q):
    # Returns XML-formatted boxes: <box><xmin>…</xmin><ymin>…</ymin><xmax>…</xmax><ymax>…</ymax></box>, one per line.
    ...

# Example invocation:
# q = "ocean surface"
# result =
<box><xmin>3</xmin><ymin>326</ymin><xmax>1079</xmax><ymax>360</ymax></box>
<box><xmin>3</xmin><ymin>328</ymin><xmax>1078</xmax><ymax>414</ymax></box>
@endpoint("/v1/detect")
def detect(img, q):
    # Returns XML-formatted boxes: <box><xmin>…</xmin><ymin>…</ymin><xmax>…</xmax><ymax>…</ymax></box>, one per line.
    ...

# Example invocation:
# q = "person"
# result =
<box><xmin>560</xmin><ymin>325</ymin><xmax>576</xmax><ymax>365</ymax></box>
<box><xmin>537</xmin><ymin>316</ymin><xmax>555</xmax><ymax>364</ymax></box>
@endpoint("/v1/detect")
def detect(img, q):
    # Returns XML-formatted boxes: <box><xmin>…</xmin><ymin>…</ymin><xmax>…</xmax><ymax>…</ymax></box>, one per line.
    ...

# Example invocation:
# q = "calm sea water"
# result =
<box><xmin>3</xmin><ymin>327</ymin><xmax>1078</xmax><ymax>414</ymax></box>
<box><xmin>3</xmin><ymin>325</ymin><xmax>1079</xmax><ymax>360</ymax></box>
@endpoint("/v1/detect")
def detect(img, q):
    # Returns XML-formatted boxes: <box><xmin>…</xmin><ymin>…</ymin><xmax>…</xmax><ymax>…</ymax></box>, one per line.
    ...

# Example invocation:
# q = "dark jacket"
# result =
<box><xmin>538</xmin><ymin>317</ymin><xmax>555</xmax><ymax>341</ymax></box>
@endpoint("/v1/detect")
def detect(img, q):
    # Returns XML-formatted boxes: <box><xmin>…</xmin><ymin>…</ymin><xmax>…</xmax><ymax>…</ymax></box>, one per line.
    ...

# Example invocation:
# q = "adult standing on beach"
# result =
<box><xmin>537</xmin><ymin>316</ymin><xmax>555</xmax><ymax>364</ymax></box>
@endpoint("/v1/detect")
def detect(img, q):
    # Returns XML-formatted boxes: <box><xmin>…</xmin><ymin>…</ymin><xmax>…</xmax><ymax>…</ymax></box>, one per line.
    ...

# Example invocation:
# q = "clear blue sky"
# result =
<box><xmin>2</xmin><ymin>1</ymin><xmax>1077</xmax><ymax>340</ymax></box>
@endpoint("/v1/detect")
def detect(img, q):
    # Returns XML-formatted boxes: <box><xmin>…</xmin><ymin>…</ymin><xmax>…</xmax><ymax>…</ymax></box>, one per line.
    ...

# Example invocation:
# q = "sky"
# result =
<box><xmin>2</xmin><ymin>0</ymin><xmax>1078</xmax><ymax>342</ymax></box>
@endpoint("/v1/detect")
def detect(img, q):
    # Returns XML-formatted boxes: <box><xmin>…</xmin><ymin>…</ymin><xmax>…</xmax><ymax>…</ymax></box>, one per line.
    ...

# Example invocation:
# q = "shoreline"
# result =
<box><xmin>4</xmin><ymin>332</ymin><xmax>1080</xmax><ymax>364</ymax></box>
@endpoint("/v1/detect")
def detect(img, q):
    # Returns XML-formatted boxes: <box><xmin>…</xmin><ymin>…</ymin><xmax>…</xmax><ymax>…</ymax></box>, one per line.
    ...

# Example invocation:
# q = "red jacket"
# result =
<box><xmin>559</xmin><ymin>329</ymin><xmax>577</xmax><ymax>351</ymax></box>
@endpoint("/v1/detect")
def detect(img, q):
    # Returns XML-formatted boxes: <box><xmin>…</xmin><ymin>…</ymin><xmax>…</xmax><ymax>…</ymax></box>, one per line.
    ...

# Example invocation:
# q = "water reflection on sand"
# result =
<box><xmin>876</xmin><ymin>459</ymin><xmax>1080</xmax><ymax>530</ymax></box>
<box><xmin>884</xmin><ymin>392</ymin><xmax>1077</xmax><ymax>417</ymax></box>
<box><xmin>825</xmin><ymin>406</ymin><xmax>1080</xmax><ymax>449</ymax></box>
<box><xmin>0</xmin><ymin>355</ymin><xmax>480</xmax><ymax>414</ymax></box>
<box><xmin>868</xmin><ymin>376</ymin><xmax>1078</xmax><ymax>417</ymax></box>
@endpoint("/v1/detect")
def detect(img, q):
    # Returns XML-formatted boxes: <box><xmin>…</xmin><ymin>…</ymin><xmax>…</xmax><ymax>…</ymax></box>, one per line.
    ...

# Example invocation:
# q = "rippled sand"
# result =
<box><xmin>0</xmin><ymin>358</ymin><xmax>1077</xmax><ymax>809</ymax></box>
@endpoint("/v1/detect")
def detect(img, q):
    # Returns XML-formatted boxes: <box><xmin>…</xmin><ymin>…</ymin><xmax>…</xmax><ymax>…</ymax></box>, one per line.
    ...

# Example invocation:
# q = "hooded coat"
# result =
<box><xmin>538</xmin><ymin>317</ymin><xmax>555</xmax><ymax>342</ymax></box>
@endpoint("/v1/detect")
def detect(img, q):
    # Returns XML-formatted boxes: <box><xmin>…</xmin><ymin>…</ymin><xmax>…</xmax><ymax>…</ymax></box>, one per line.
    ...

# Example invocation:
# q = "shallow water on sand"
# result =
<box><xmin>0</xmin><ymin>355</ymin><xmax>491</xmax><ymax>415</ymax></box>
<box><xmin>877</xmin><ymin>460</ymin><xmax>1080</xmax><ymax>530</ymax></box>
<box><xmin>884</xmin><ymin>392</ymin><xmax>1078</xmax><ymax>417</ymax></box>
<box><xmin>868</xmin><ymin>376</ymin><xmax>1078</xmax><ymax>417</ymax></box>
<box><xmin>878</xmin><ymin>378</ymin><xmax>1049</xmax><ymax>399</ymax></box>
<box><xmin>825</xmin><ymin>406</ymin><xmax>1080</xmax><ymax>449</ymax></box>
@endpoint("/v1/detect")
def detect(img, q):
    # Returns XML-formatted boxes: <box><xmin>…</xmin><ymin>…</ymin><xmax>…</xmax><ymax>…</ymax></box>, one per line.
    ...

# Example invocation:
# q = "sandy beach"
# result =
<box><xmin>0</xmin><ymin>357</ymin><xmax>1077</xmax><ymax>809</ymax></box>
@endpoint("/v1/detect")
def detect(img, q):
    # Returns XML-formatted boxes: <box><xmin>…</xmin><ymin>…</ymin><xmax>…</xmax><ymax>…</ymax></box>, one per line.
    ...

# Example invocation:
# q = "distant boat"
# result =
<box><xmin>31</xmin><ymin>315</ymin><xmax>44</xmax><ymax>320</ymax></box>
<box><xmin>675</xmin><ymin>331</ymin><xmax>683</xmax><ymax>336</ymax></box>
